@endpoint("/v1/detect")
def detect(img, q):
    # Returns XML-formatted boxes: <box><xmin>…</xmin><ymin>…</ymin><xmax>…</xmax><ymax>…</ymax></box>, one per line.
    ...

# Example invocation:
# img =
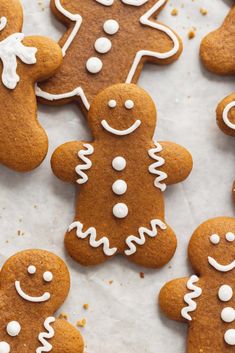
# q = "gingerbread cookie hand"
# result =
<box><xmin>0</xmin><ymin>249</ymin><xmax>84</xmax><ymax>353</ymax></box>
<box><xmin>52</xmin><ymin>83</ymin><xmax>192</xmax><ymax>267</ymax></box>
<box><xmin>0</xmin><ymin>0</ymin><xmax>63</xmax><ymax>173</ymax></box>
<box><xmin>159</xmin><ymin>217</ymin><xmax>235</xmax><ymax>351</ymax></box>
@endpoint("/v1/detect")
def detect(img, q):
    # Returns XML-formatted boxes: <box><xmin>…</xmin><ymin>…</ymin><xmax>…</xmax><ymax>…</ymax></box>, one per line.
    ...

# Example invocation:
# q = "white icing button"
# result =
<box><xmin>125</xmin><ymin>100</ymin><xmax>134</xmax><ymax>110</ymax></box>
<box><xmin>94</xmin><ymin>37</ymin><xmax>112</xmax><ymax>54</ymax></box>
<box><xmin>113</xmin><ymin>203</ymin><xmax>128</xmax><ymax>218</ymax></box>
<box><xmin>226</xmin><ymin>232</ymin><xmax>235</xmax><ymax>242</ymax></box>
<box><xmin>112</xmin><ymin>180</ymin><xmax>127</xmax><ymax>195</ymax></box>
<box><xmin>224</xmin><ymin>329</ymin><xmax>235</xmax><ymax>345</ymax></box>
<box><xmin>218</xmin><ymin>285</ymin><xmax>233</xmax><ymax>302</ymax></box>
<box><xmin>103</xmin><ymin>19</ymin><xmax>119</xmax><ymax>35</ymax></box>
<box><xmin>43</xmin><ymin>271</ymin><xmax>53</xmax><ymax>282</ymax></box>
<box><xmin>210</xmin><ymin>234</ymin><xmax>220</xmax><ymax>245</ymax></box>
<box><xmin>221</xmin><ymin>307</ymin><xmax>235</xmax><ymax>323</ymax></box>
<box><xmin>0</xmin><ymin>342</ymin><xmax>10</xmax><ymax>353</ymax></box>
<box><xmin>27</xmin><ymin>265</ymin><xmax>36</xmax><ymax>274</ymax></box>
<box><xmin>108</xmin><ymin>99</ymin><xmax>117</xmax><ymax>108</ymax></box>
<box><xmin>86</xmin><ymin>57</ymin><xmax>103</xmax><ymax>74</ymax></box>
<box><xmin>6</xmin><ymin>321</ymin><xmax>21</xmax><ymax>337</ymax></box>
<box><xmin>112</xmin><ymin>157</ymin><xmax>126</xmax><ymax>171</ymax></box>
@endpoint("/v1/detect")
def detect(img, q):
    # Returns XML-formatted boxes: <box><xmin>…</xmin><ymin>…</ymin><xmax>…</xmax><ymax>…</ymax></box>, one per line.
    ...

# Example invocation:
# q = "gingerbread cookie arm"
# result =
<box><xmin>51</xmin><ymin>141</ymin><xmax>94</xmax><ymax>183</ymax></box>
<box><xmin>153</xmin><ymin>141</ymin><xmax>193</xmax><ymax>185</ymax></box>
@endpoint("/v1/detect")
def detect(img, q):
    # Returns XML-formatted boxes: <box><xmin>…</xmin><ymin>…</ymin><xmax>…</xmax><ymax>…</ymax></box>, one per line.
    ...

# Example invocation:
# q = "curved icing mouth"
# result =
<box><xmin>208</xmin><ymin>256</ymin><xmax>235</xmax><ymax>272</ymax></box>
<box><xmin>15</xmin><ymin>281</ymin><xmax>50</xmax><ymax>302</ymax></box>
<box><xmin>101</xmin><ymin>119</ymin><xmax>141</xmax><ymax>136</ymax></box>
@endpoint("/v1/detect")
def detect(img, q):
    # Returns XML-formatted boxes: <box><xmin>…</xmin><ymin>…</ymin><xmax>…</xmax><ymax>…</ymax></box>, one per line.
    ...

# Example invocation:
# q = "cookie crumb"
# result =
<box><xmin>58</xmin><ymin>312</ymin><xmax>68</xmax><ymax>320</ymax></box>
<box><xmin>171</xmin><ymin>8</ymin><xmax>178</xmax><ymax>16</ymax></box>
<box><xmin>77</xmin><ymin>318</ymin><xmax>86</xmax><ymax>328</ymax></box>
<box><xmin>109</xmin><ymin>280</ymin><xmax>113</xmax><ymax>285</ymax></box>
<box><xmin>83</xmin><ymin>304</ymin><xmax>89</xmax><ymax>310</ymax></box>
<box><xmin>200</xmin><ymin>8</ymin><xmax>207</xmax><ymax>16</ymax></box>
<box><xmin>188</xmin><ymin>29</ymin><xmax>196</xmax><ymax>40</ymax></box>
<box><xmin>139</xmin><ymin>272</ymin><xmax>145</xmax><ymax>279</ymax></box>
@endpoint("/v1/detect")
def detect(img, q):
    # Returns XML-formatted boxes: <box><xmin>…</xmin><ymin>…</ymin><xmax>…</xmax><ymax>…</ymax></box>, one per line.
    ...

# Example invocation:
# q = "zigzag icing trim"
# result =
<box><xmin>125</xmin><ymin>219</ymin><xmax>167</xmax><ymax>256</ymax></box>
<box><xmin>68</xmin><ymin>221</ymin><xmax>118</xmax><ymax>256</ymax></box>
<box><xmin>181</xmin><ymin>275</ymin><xmax>202</xmax><ymax>321</ymax></box>
<box><xmin>148</xmin><ymin>142</ymin><xmax>167</xmax><ymax>192</ymax></box>
<box><xmin>75</xmin><ymin>143</ymin><xmax>94</xmax><ymax>184</ymax></box>
<box><xmin>36</xmin><ymin>317</ymin><xmax>55</xmax><ymax>353</ymax></box>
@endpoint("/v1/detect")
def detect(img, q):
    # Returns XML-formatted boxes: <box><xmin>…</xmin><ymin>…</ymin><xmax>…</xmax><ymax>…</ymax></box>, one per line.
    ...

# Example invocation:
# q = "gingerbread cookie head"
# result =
<box><xmin>88</xmin><ymin>83</ymin><xmax>156</xmax><ymax>138</ymax></box>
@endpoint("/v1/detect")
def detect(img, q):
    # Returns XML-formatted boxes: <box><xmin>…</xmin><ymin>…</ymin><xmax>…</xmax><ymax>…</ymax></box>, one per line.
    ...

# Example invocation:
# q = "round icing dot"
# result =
<box><xmin>125</xmin><ymin>100</ymin><xmax>134</xmax><ymax>110</ymax></box>
<box><xmin>210</xmin><ymin>234</ymin><xmax>220</xmax><ymax>245</ymax></box>
<box><xmin>218</xmin><ymin>285</ymin><xmax>233</xmax><ymax>302</ymax></box>
<box><xmin>221</xmin><ymin>307</ymin><xmax>235</xmax><ymax>323</ymax></box>
<box><xmin>6</xmin><ymin>321</ymin><xmax>21</xmax><ymax>337</ymax></box>
<box><xmin>112</xmin><ymin>156</ymin><xmax>126</xmax><ymax>171</ymax></box>
<box><xmin>224</xmin><ymin>329</ymin><xmax>235</xmax><ymax>345</ymax></box>
<box><xmin>113</xmin><ymin>203</ymin><xmax>128</xmax><ymax>219</ymax></box>
<box><xmin>108</xmin><ymin>100</ymin><xmax>117</xmax><ymax>108</ymax></box>
<box><xmin>86</xmin><ymin>57</ymin><xmax>103</xmax><ymax>74</ymax></box>
<box><xmin>112</xmin><ymin>180</ymin><xmax>127</xmax><ymax>195</ymax></box>
<box><xmin>226</xmin><ymin>232</ymin><xmax>235</xmax><ymax>242</ymax></box>
<box><xmin>27</xmin><ymin>265</ymin><xmax>36</xmax><ymax>274</ymax></box>
<box><xmin>43</xmin><ymin>271</ymin><xmax>53</xmax><ymax>282</ymax></box>
<box><xmin>103</xmin><ymin>19</ymin><xmax>119</xmax><ymax>35</ymax></box>
<box><xmin>94</xmin><ymin>37</ymin><xmax>112</xmax><ymax>54</ymax></box>
<box><xmin>0</xmin><ymin>342</ymin><xmax>10</xmax><ymax>353</ymax></box>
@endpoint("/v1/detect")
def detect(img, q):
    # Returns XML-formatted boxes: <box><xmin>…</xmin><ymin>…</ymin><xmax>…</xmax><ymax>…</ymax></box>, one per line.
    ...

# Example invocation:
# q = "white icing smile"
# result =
<box><xmin>101</xmin><ymin>119</ymin><xmax>141</xmax><ymax>136</ymax></box>
<box><xmin>208</xmin><ymin>257</ymin><xmax>235</xmax><ymax>272</ymax></box>
<box><xmin>15</xmin><ymin>281</ymin><xmax>50</xmax><ymax>302</ymax></box>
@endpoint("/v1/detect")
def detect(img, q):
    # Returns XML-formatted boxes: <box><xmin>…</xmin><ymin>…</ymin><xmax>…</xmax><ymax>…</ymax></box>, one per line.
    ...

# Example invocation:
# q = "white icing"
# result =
<box><xmin>0</xmin><ymin>17</ymin><xmax>7</xmax><ymax>32</ymax></box>
<box><xmin>6</xmin><ymin>321</ymin><xmax>21</xmax><ymax>337</ymax></box>
<box><xmin>86</xmin><ymin>57</ymin><xmax>103</xmax><ymax>74</ymax></box>
<box><xmin>103</xmin><ymin>19</ymin><xmax>119</xmax><ymax>35</ymax></box>
<box><xmin>148</xmin><ymin>142</ymin><xmax>167</xmax><ymax>192</ymax></box>
<box><xmin>0</xmin><ymin>342</ymin><xmax>10</xmax><ymax>353</ymax></box>
<box><xmin>36</xmin><ymin>317</ymin><xmax>55</xmax><ymax>353</ymax></box>
<box><xmin>221</xmin><ymin>307</ymin><xmax>235</xmax><ymax>323</ymax></box>
<box><xmin>108</xmin><ymin>99</ymin><xmax>117</xmax><ymax>108</ymax></box>
<box><xmin>101</xmin><ymin>119</ymin><xmax>141</xmax><ymax>135</ymax></box>
<box><xmin>208</xmin><ymin>257</ymin><xmax>235</xmax><ymax>272</ymax></box>
<box><xmin>0</xmin><ymin>33</ymin><xmax>37</xmax><ymax>89</ymax></box>
<box><xmin>226</xmin><ymin>232</ymin><xmax>235</xmax><ymax>242</ymax></box>
<box><xmin>43</xmin><ymin>271</ymin><xmax>53</xmax><ymax>282</ymax></box>
<box><xmin>96</xmin><ymin>0</ymin><xmax>149</xmax><ymax>6</ymax></box>
<box><xmin>96</xmin><ymin>0</ymin><xmax>114</xmax><ymax>5</ymax></box>
<box><xmin>95</xmin><ymin>37</ymin><xmax>112</xmax><ymax>54</ymax></box>
<box><xmin>112</xmin><ymin>156</ymin><xmax>126</xmax><ymax>171</ymax></box>
<box><xmin>28</xmin><ymin>265</ymin><xmax>36</xmax><ymax>274</ymax></box>
<box><xmin>224</xmin><ymin>329</ymin><xmax>235</xmax><ymax>346</ymax></box>
<box><xmin>181</xmin><ymin>275</ymin><xmax>202</xmax><ymax>321</ymax></box>
<box><xmin>124</xmin><ymin>100</ymin><xmax>134</xmax><ymax>109</ymax></box>
<box><xmin>126</xmin><ymin>0</ymin><xmax>180</xmax><ymax>83</ymax></box>
<box><xmin>76</xmin><ymin>144</ymin><xmax>94</xmax><ymax>185</ymax></box>
<box><xmin>209</xmin><ymin>234</ymin><xmax>220</xmax><ymax>245</ymax></box>
<box><xmin>112</xmin><ymin>180</ymin><xmax>127</xmax><ymax>195</ymax></box>
<box><xmin>125</xmin><ymin>219</ymin><xmax>167</xmax><ymax>255</ymax></box>
<box><xmin>113</xmin><ymin>203</ymin><xmax>128</xmax><ymax>218</ymax></box>
<box><xmin>69</xmin><ymin>221</ymin><xmax>117</xmax><ymax>256</ymax></box>
<box><xmin>15</xmin><ymin>281</ymin><xmax>50</xmax><ymax>303</ymax></box>
<box><xmin>222</xmin><ymin>101</ymin><xmax>235</xmax><ymax>130</ymax></box>
<box><xmin>218</xmin><ymin>285</ymin><xmax>233</xmax><ymax>302</ymax></box>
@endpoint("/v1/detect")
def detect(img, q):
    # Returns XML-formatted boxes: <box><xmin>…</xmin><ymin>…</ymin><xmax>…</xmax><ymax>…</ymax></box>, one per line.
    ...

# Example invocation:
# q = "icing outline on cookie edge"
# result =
<box><xmin>35</xmin><ymin>0</ymin><xmax>180</xmax><ymax>110</ymax></box>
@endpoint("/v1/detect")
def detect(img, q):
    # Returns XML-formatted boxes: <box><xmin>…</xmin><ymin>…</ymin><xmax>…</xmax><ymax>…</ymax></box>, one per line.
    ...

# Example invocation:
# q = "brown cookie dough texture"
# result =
<box><xmin>159</xmin><ymin>217</ymin><xmax>235</xmax><ymax>352</ymax></box>
<box><xmin>0</xmin><ymin>249</ymin><xmax>84</xmax><ymax>353</ymax></box>
<box><xmin>200</xmin><ymin>6</ymin><xmax>235</xmax><ymax>200</ymax></box>
<box><xmin>51</xmin><ymin>83</ymin><xmax>193</xmax><ymax>268</ymax></box>
<box><xmin>37</xmin><ymin>0</ymin><xmax>183</xmax><ymax>114</ymax></box>
<box><xmin>0</xmin><ymin>0</ymin><xmax>63</xmax><ymax>172</ymax></box>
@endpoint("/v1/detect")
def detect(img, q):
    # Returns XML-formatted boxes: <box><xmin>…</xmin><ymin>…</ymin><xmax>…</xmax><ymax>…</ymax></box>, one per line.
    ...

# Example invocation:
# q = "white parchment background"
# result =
<box><xmin>1</xmin><ymin>0</ymin><xmax>235</xmax><ymax>352</ymax></box>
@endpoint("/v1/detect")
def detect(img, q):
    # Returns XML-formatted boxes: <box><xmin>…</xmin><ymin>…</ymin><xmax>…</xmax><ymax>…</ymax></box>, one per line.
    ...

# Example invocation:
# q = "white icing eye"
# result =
<box><xmin>103</xmin><ymin>19</ymin><xmax>119</xmax><ymax>35</ymax></box>
<box><xmin>124</xmin><ymin>100</ymin><xmax>134</xmax><ymax>110</ymax></box>
<box><xmin>6</xmin><ymin>321</ymin><xmax>21</xmax><ymax>337</ymax></box>
<box><xmin>108</xmin><ymin>99</ymin><xmax>117</xmax><ymax>108</ymax></box>
<box><xmin>43</xmin><ymin>271</ymin><xmax>53</xmax><ymax>282</ymax></box>
<box><xmin>27</xmin><ymin>265</ymin><xmax>36</xmax><ymax>275</ymax></box>
<box><xmin>226</xmin><ymin>232</ymin><xmax>235</xmax><ymax>242</ymax></box>
<box><xmin>209</xmin><ymin>234</ymin><xmax>220</xmax><ymax>245</ymax></box>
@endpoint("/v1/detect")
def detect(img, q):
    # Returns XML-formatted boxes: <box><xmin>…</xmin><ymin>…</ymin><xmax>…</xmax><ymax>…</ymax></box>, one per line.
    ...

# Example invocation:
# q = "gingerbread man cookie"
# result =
<box><xmin>0</xmin><ymin>249</ymin><xmax>84</xmax><ymax>353</ymax></box>
<box><xmin>159</xmin><ymin>217</ymin><xmax>235</xmax><ymax>352</ymax></box>
<box><xmin>51</xmin><ymin>83</ymin><xmax>193</xmax><ymax>267</ymax></box>
<box><xmin>200</xmin><ymin>6</ymin><xmax>235</xmax><ymax>199</ymax></box>
<box><xmin>0</xmin><ymin>0</ymin><xmax>63</xmax><ymax>172</ymax></box>
<box><xmin>36</xmin><ymin>0</ymin><xmax>182</xmax><ymax>113</ymax></box>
